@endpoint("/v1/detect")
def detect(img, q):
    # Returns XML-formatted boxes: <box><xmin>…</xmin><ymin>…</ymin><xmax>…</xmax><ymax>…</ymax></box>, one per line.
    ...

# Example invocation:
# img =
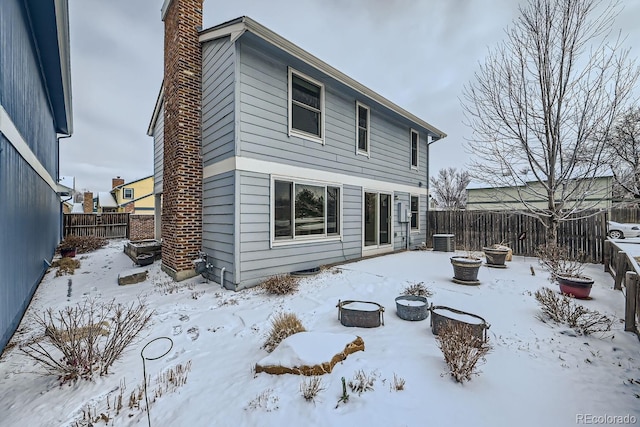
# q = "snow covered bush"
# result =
<box><xmin>300</xmin><ymin>376</ymin><xmax>325</xmax><ymax>402</ymax></box>
<box><xmin>435</xmin><ymin>321</ymin><xmax>491</xmax><ymax>383</ymax></box>
<box><xmin>348</xmin><ymin>369</ymin><xmax>378</xmax><ymax>394</ymax></box>
<box><xmin>262</xmin><ymin>312</ymin><xmax>306</xmax><ymax>352</ymax></box>
<box><xmin>20</xmin><ymin>299</ymin><xmax>152</xmax><ymax>384</ymax></box>
<box><xmin>535</xmin><ymin>244</ymin><xmax>586</xmax><ymax>280</ymax></box>
<box><xmin>534</xmin><ymin>287</ymin><xmax>613</xmax><ymax>335</ymax></box>
<box><xmin>260</xmin><ymin>274</ymin><xmax>299</xmax><ymax>295</ymax></box>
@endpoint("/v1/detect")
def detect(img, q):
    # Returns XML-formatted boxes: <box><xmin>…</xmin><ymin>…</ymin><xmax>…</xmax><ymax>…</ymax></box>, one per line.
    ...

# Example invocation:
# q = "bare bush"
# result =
<box><xmin>402</xmin><ymin>282</ymin><xmax>433</xmax><ymax>298</ymax></box>
<box><xmin>535</xmin><ymin>244</ymin><xmax>586</xmax><ymax>281</ymax></box>
<box><xmin>245</xmin><ymin>389</ymin><xmax>279</xmax><ymax>412</ymax></box>
<box><xmin>435</xmin><ymin>321</ymin><xmax>491</xmax><ymax>383</ymax></box>
<box><xmin>534</xmin><ymin>288</ymin><xmax>613</xmax><ymax>335</ymax></box>
<box><xmin>51</xmin><ymin>257</ymin><xmax>81</xmax><ymax>277</ymax></box>
<box><xmin>260</xmin><ymin>275</ymin><xmax>299</xmax><ymax>295</ymax></box>
<box><xmin>20</xmin><ymin>299</ymin><xmax>153</xmax><ymax>384</ymax></box>
<box><xmin>58</xmin><ymin>235</ymin><xmax>107</xmax><ymax>254</ymax></box>
<box><xmin>300</xmin><ymin>376</ymin><xmax>325</xmax><ymax>402</ymax></box>
<box><xmin>348</xmin><ymin>369</ymin><xmax>377</xmax><ymax>394</ymax></box>
<box><xmin>392</xmin><ymin>373</ymin><xmax>405</xmax><ymax>391</ymax></box>
<box><xmin>262</xmin><ymin>312</ymin><xmax>306</xmax><ymax>353</ymax></box>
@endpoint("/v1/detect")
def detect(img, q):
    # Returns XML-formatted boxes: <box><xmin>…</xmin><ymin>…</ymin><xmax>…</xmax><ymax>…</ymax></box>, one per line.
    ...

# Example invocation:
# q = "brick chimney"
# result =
<box><xmin>161</xmin><ymin>0</ymin><xmax>203</xmax><ymax>280</ymax></box>
<box><xmin>112</xmin><ymin>176</ymin><xmax>125</xmax><ymax>189</ymax></box>
<box><xmin>83</xmin><ymin>192</ymin><xmax>93</xmax><ymax>213</ymax></box>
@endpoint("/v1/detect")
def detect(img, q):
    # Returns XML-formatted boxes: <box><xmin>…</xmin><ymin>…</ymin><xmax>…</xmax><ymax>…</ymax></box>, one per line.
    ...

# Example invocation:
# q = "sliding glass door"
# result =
<box><xmin>364</xmin><ymin>191</ymin><xmax>391</xmax><ymax>248</ymax></box>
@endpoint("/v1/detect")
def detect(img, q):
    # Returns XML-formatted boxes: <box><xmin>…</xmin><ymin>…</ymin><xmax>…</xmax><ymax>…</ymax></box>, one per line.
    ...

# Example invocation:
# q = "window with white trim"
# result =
<box><xmin>274</xmin><ymin>179</ymin><xmax>340</xmax><ymax>241</ymax></box>
<box><xmin>288</xmin><ymin>68</ymin><xmax>324</xmax><ymax>142</ymax></box>
<box><xmin>123</xmin><ymin>188</ymin><xmax>134</xmax><ymax>199</ymax></box>
<box><xmin>410</xmin><ymin>195</ymin><xmax>419</xmax><ymax>230</ymax></box>
<box><xmin>356</xmin><ymin>102</ymin><xmax>370</xmax><ymax>155</ymax></box>
<box><xmin>411</xmin><ymin>129</ymin><xmax>419</xmax><ymax>169</ymax></box>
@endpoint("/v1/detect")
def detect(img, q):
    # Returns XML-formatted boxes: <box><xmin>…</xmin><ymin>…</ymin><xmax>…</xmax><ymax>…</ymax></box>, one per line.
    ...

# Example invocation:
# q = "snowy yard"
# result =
<box><xmin>1</xmin><ymin>240</ymin><xmax>639</xmax><ymax>427</ymax></box>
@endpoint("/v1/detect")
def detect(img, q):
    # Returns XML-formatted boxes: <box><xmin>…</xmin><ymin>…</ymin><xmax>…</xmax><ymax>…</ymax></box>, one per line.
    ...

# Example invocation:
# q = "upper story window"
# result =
<box><xmin>123</xmin><ymin>188</ymin><xmax>134</xmax><ymax>199</ymax></box>
<box><xmin>410</xmin><ymin>129</ymin><xmax>419</xmax><ymax>169</ymax></box>
<box><xmin>356</xmin><ymin>102</ymin><xmax>370</xmax><ymax>156</ymax></box>
<box><xmin>410</xmin><ymin>195</ymin><xmax>419</xmax><ymax>230</ymax></box>
<box><xmin>288</xmin><ymin>68</ymin><xmax>324</xmax><ymax>143</ymax></box>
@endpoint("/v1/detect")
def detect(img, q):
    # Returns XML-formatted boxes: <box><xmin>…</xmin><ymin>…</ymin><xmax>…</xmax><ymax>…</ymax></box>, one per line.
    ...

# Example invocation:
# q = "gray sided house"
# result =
<box><xmin>0</xmin><ymin>0</ymin><xmax>73</xmax><ymax>352</ymax></box>
<box><xmin>149</xmin><ymin>5</ymin><xmax>445</xmax><ymax>290</ymax></box>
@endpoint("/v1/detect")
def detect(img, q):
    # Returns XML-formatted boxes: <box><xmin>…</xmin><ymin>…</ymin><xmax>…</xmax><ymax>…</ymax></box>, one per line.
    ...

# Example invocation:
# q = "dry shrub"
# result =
<box><xmin>402</xmin><ymin>282</ymin><xmax>433</xmax><ymax>298</ymax></box>
<box><xmin>58</xmin><ymin>235</ymin><xmax>107</xmax><ymax>254</ymax></box>
<box><xmin>52</xmin><ymin>257</ymin><xmax>81</xmax><ymax>277</ymax></box>
<box><xmin>348</xmin><ymin>369</ymin><xmax>378</xmax><ymax>394</ymax></box>
<box><xmin>535</xmin><ymin>244</ymin><xmax>586</xmax><ymax>281</ymax></box>
<box><xmin>262</xmin><ymin>312</ymin><xmax>306</xmax><ymax>353</ymax></box>
<box><xmin>245</xmin><ymin>389</ymin><xmax>279</xmax><ymax>412</ymax></box>
<box><xmin>300</xmin><ymin>376</ymin><xmax>325</xmax><ymax>402</ymax></box>
<box><xmin>534</xmin><ymin>287</ymin><xmax>613</xmax><ymax>335</ymax></box>
<box><xmin>20</xmin><ymin>299</ymin><xmax>153</xmax><ymax>384</ymax></box>
<box><xmin>392</xmin><ymin>373</ymin><xmax>406</xmax><ymax>391</ymax></box>
<box><xmin>435</xmin><ymin>321</ymin><xmax>491</xmax><ymax>383</ymax></box>
<box><xmin>261</xmin><ymin>274</ymin><xmax>300</xmax><ymax>295</ymax></box>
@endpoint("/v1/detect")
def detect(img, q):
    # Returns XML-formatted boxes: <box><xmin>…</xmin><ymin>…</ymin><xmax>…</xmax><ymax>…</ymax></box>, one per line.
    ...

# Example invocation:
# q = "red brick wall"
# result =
<box><xmin>130</xmin><ymin>214</ymin><xmax>155</xmax><ymax>241</ymax></box>
<box><xmin>161</xmin><ymin>0</ymin><xmax>203</xmax><ymax>278</ymax></box>
<box><xmin>112</xmin><ymin>177</ymin><xmax>125</xmax><ymax>189</ymax></box>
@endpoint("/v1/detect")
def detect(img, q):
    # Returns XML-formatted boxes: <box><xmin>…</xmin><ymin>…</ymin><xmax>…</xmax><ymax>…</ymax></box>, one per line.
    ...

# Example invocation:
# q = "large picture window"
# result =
<box><xmin>289</xmin><ymin>68</ymin><xmax>324</xmax><ymax>142</ymax></box>
<box><xmin>274</xmin><ymin>179</ymin><xmax>340</xmax><ymax>242</ymax></box>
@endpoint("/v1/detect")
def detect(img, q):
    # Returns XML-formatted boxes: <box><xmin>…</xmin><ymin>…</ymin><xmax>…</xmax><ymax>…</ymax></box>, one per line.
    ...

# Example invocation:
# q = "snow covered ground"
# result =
<box><xmin>1</xmin><ymin>240</ymin><xmax>639</xmax><ymax>427</ymax></box>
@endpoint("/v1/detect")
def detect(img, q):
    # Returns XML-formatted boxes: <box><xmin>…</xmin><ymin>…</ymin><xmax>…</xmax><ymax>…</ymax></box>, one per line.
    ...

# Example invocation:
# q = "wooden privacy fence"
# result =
<box><xmin>63</xmin><ymin>213</ymin><xmax>129</xmax><ymax>239</ymax></box>
<box><xmin>603</xmin><ymin>240</ymin><xmax>640</xmax><ymax>337</ymax></box>
<box><xmin>427</xmin><ymin>209</ymin><xmax>608</xmax><ymax>263</ymax></box>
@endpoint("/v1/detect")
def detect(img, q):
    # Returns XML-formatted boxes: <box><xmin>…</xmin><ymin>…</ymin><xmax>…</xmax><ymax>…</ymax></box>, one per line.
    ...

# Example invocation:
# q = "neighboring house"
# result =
<box><xmin>147</xmin><ymin>1</ymin><xmax>446</xmax><ymax>289</ymax></box>
<box><xmin>111</xmin><ymin>175</ymin><xmax>154</xmax><ymax>215</ymax></box>
<box><xmin>466</xmin><ymin>176</ymin><xmax>614</xmax><ymax>210</ymax></box>
<box><xmin>0</xmin><ymin>0</ymin><xmax>73</xmax><ymax>352</ymax></box>
<box><xmin>89</xmin><ymin>176</ymin><xmax>155</xmax><ymax>214</ymax></box>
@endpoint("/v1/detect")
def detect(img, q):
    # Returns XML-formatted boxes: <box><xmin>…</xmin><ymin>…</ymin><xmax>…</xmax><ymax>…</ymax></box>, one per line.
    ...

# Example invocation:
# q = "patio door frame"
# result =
<box><xmin>362</xmin><ymin>189</ymin><xmax>394</xmax><ymax>256</ymax></box>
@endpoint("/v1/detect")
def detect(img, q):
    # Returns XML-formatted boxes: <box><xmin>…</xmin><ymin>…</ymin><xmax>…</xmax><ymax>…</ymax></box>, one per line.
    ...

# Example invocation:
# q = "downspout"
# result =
<box><xmin>220</xmin><ymin>267</ymin><xmax>226</xmax><ymax>288</ymax></box>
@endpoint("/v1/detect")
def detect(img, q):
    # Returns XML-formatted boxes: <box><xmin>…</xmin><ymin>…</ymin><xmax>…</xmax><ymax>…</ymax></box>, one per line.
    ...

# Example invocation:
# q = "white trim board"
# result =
<box><xmin>203</xmin><ymin>156</ymin><xmax>428</xmax><ymax>195</ymax></box>
<box><xmin>0</xmin><ymin>104</ymin><xmax>59</xmax><ymax>192</ymax></box>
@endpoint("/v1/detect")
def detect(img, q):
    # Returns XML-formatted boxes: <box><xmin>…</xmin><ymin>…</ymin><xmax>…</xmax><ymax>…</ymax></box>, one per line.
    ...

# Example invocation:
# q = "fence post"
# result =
<box><xmin>625</xmin><ymin>271</ymin><xmax>638</xmax><ymax>333</ymax></box>
<box><xmin>603</xmin><ymin>240</ymin><xmax>611</xmax><ymax>273</ymax></box>
<box><xmin>614</xmin><ymin>251</ymin><xmax>627</xmax><ymax>290</ymax></box>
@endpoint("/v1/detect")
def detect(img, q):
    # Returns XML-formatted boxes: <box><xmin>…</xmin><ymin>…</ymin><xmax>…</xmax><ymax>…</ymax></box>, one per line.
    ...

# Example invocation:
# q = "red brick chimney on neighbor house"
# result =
<box><xmin>161</xmin><ymin>0</ymin><xmax>204</xmax><ymax>281</ymax></box>
<box><xmin>112</xmin><ymin>176</ymin><xmax>125</xmax><ymax>189</ymax></box>
<box><xmin>83</xmin><ymin>192</ymin><xmax>93</xmax><ymax>213</ymax></box>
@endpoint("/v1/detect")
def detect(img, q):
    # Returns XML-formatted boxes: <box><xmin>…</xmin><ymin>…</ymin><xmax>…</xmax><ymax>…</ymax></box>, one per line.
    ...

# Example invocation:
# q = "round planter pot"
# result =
<box><xmin>450</xmin><ymin>256</ymin><xmax>482</xmax><ymax>285</ymax></box>
<box><xmin>557</xmin><ymin>275</ymin><xmax>594</xmax><ymax>299</ymax></box>
<box><xmin>395</xmin><ymin>295</ymin><xmax>429</xmax><ymax>321</ymax></box>
<box><xmin>337</xmin><ymin>300</ymin><xmax>384</xmax><ymax>328</ymax></box>
<box><xmin>482</xmin><ymin>247</ymin><xmax>509</xmax><ymax>268</ymax></box>
<box><xmin>430</xmin><ymin>304</ymin><xmax>490</xmax><ymax>343</ymax></box>
<box><xmin>136</xmin><ymin>253</ymin><xmax>154</xmax><ymax>267</ymax></box>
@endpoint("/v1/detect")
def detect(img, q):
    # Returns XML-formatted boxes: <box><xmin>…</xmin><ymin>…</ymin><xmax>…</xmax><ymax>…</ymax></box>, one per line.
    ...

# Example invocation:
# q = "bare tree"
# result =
<box><xmin>463</xmin><ymin>0</ymin><xmax>639</xmax><ymax>244</ymax></box>
<box><xmin>430</xmin><ymin>167</ymin><xmax>470</xmax><ymax>210</ymax></box>
<box><xmin>606</xmin><ymin>107</ymin><xmax>640</xmax><ymax>204</ymax></box>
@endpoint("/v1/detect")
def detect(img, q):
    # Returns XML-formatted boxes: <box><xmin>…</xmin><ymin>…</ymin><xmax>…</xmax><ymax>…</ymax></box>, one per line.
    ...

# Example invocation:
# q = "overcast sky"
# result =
<box><xmin>61</xmin><ymin>0</ymin><xmax>640</xmax><ymax>192</ymax></box>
